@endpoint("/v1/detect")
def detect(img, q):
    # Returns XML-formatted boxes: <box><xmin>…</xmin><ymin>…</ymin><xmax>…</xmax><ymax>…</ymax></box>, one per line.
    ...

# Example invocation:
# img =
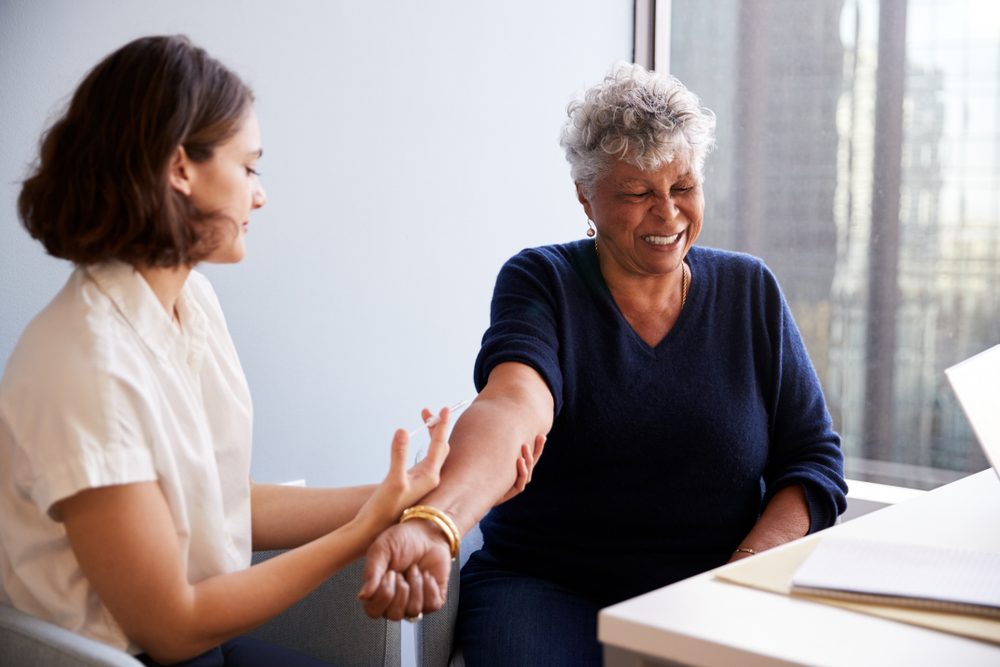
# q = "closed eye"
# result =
<box><xmin>246</xmin><ymin>166</ymin><xmax>261</xmax><ymax>177</ymax></box>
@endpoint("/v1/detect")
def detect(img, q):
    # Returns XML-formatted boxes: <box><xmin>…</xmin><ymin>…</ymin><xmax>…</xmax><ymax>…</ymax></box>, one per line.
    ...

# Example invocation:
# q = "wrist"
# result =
<box><xmin>334</xmin><ymin>516</ymin><xmax>376</xmax><ymax>562</ymax></box>
<box><xmin>417</xmin><ymin>491</ymin><xmax>481</xmax><ymax>536</ymax></box>
<box><xmin>399</xmin><ymin>505</ymin><xmax>460</xmax><ymax>560</ymax></box>
<box><xmin>348</xmin><ymin>498</ymin><xmax>398</xmax><ymax>545</ymax></box>
<box><xmin>400</xmin><ymin>517</ymin><xmax>454</xmax><ymax>557</ymax></box>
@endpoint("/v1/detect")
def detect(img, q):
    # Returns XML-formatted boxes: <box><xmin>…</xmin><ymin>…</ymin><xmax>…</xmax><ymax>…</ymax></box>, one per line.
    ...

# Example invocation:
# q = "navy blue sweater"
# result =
<box><xmin>473</xmin><ymin>241</ymin><xmax>847</xmax><ymax>605</ymax></box>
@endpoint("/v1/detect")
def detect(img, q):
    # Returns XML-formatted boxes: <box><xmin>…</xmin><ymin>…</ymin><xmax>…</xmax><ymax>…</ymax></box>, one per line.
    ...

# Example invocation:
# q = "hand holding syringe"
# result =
<box><xmin>410</xmin><ymin>398</ymin><xmax>473</xmax><ymax>463</ymax></box>
<box><xmin>407</xmin><ymin>396</ymin><xmax>545</xmax><ymax>502</ymax></box>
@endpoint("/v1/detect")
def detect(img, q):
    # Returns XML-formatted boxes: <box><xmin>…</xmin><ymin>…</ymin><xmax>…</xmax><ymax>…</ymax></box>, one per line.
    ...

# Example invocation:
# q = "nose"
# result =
<box><xmin>252</xmin><ymin>182</ymin><xmax>267</xmax><ymax>209</ymax></box>
<box><xmin>652</xmin><ymin>192</ymin><xmax>678</xmax><ymax>222</ymax></box>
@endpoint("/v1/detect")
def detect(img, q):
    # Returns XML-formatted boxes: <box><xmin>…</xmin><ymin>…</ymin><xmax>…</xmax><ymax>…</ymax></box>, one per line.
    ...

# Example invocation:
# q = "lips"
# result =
<box><xmin>641</xmin><ymin>230</ymin><xmax>684</xmax><ymax>246</ymax></box>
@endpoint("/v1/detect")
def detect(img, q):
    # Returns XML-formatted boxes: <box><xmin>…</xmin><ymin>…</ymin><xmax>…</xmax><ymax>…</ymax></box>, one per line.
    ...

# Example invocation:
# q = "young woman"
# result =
<box><xmin>0</xmin><ymin>35</ymin><xmax>536</xmax><ymax>667</ymax></box>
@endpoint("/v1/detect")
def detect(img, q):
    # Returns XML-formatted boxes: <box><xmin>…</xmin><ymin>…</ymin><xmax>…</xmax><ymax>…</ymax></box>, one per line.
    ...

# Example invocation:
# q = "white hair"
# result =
<box><xmin>560</xmin><ymin>62</ymin><xmax>717</xmax><ymax>190</ymax></box>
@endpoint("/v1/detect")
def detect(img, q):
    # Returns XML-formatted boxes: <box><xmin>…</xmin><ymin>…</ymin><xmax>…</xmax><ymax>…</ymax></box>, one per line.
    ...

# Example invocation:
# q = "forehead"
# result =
<box><xmin>218</xmin><ymin>110</ymin><xmax>261</xmax><ymax>154</ymax></box>
<box><xmin>606</xmin><ymin>156</ymin><xmax>694</xmax><ymax>185</ymax></box>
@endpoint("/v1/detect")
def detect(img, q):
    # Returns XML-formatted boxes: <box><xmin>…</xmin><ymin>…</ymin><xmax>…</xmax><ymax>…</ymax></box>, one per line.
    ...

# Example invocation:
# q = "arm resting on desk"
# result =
<box><xmin>730</xmin><ymin>484</ymin><xmax>810</xmax><ymax>561</ymax></box>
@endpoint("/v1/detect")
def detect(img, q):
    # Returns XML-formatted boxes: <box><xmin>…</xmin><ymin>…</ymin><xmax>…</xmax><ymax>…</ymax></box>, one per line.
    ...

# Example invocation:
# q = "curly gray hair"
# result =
<box><xmin>560</xmin><ymin>62</ymin><xmax>716</xmax><ymax>190</ymax></box>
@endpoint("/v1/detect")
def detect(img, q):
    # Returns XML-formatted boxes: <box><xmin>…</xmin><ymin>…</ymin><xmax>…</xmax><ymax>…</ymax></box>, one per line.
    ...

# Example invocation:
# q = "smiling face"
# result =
<box><xmin>577</xmin><ymin>156</ymin><xmax>703</xmax><ymax>282</ymax></box>
<box><xmin>172</xmin><ymin>110</ymin><xmax>266</xmax><ymax>264</ymax></box>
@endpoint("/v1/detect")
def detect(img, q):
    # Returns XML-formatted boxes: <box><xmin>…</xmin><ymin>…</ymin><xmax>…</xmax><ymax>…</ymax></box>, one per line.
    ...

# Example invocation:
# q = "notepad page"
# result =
<box><xmin>945</xmin><ymin>344</ymin><xmax>1000</xmax><ymax>479</ymax></box>
<box><xmin>790</xmin><ymin>536</ymin><xmax>1000</xmax><ymax>608</ymax></box>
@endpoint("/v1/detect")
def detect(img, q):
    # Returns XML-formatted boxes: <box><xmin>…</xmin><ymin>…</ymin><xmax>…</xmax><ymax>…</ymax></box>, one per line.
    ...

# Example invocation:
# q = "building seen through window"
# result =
<box><xmin>668</xmin><ymin>0</ymin><xmax>999</xmax><ymax>489</ymax></box>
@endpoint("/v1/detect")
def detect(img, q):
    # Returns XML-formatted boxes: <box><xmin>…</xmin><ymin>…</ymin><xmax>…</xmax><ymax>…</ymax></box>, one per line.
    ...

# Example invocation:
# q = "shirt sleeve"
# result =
<box><xmin>755</xmin><ymin>264</ymin><xmax>848</xmax><ymax>531</ymax></box>
<box><xmin>1</xmin><ymin>319</ymin><xmax>157</xmax><ymax>519</ymax></box>
<box><xmin>473</xmin><ymin>248</ymin><xmax>565</xmax><ymax>415</ymax></box>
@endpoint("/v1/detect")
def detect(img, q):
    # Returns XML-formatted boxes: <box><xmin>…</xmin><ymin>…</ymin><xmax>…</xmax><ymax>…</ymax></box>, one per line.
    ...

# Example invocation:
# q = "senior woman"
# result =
<box><xmin>359</xmin><ymin>62</ymin><xmax>847</xmax><ymax>666</ymax></box>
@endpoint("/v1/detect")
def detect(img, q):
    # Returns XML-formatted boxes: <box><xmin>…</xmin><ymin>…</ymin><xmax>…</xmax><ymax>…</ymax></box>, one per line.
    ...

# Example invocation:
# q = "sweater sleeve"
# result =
<box><xmin>473</xmin><ymin>249</ymin><xmax>564</xmax><ymax>415</ymax></box>
<box><xmin>756</xmin><ymin>265</ymin><xmax>848</xmax><ymax>531</ymax></box>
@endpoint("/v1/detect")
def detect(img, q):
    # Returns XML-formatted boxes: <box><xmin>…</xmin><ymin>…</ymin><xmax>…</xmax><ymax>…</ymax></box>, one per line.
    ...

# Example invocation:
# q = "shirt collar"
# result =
<box><xmin>84</xmin><ymin>261</ymin><xmax>206</xmax><ymax>361</ymax></box>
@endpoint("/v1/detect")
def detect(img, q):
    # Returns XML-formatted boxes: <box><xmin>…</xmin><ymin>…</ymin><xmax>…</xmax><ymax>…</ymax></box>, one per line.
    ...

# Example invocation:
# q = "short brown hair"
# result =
<box><xmin>18</xmin><ymin>35</ymin><xmax>254</xmax><ymax>267</ymax></box>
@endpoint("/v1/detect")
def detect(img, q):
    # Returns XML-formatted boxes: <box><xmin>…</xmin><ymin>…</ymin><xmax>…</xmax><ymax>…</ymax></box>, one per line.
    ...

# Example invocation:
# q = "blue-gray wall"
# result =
<box><xmin>0</xmin><ymin>0</ymin><xmax>632</xmax><ymax>488</ymax></box>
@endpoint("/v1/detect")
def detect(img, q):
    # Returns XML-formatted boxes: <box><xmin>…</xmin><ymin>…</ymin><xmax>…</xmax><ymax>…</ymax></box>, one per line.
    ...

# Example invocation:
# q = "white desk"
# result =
<box><xmin>598</xmin><ymin>470</ymin><xmax>1000</xmax><ymax>667</ymax></box>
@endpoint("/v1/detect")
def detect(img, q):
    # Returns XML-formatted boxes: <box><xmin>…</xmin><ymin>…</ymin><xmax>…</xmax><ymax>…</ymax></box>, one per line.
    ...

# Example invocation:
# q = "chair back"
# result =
<box><xmin>1</xmin><ymin>555</ymin><xmax>401</xmax><ymax>667</ymax></box>
<box><xmin>250</xmin><ymin>551</ymin><xmax>402</xmax><ymax>667</ymax></box>
<box><xmin>416</xmin><ymin>524</ymin><xmax>483</xmax><ymax>667</ymax></box>
<box><xmin>0</xmin><ymin>603</ymin><xmax>142</xmax><ymax>667</ymax></box>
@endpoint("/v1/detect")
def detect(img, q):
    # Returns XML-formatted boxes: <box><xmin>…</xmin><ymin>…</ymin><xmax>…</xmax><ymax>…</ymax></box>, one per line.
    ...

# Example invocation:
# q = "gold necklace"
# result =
<box><xmin>680</xmin><ymin>261</ymin><xmax>689</xmax><ymax>310</ymax></box>
<box><xmin>595</xmin><ymin>237</ymin><xmax>690</xmax><ymax>310</ymax></box>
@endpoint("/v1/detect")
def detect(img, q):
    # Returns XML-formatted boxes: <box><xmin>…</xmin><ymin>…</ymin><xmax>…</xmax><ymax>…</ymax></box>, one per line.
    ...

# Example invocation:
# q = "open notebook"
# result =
<box><xmin>789</xmin><ymin>535</ymin><xmax>1000</xmax><ymax>619</ymax></box>
<box><xmin>945</xmin><ymin>343</ymin><xmax>1000</xmax><ymax>482</ymax></box>
<box><xmin>785</xmin><ymin>344</ymin><xmax>1000</xmax><ymax>617</ymax></box>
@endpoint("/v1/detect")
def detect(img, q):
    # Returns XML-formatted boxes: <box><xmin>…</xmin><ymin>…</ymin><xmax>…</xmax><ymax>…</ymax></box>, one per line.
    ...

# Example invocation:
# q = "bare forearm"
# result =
<box><xmin>192</xmin><ymin>527</ymin><xmax>366</xmax><ymax>642</ymax></box>
<box><xmin>169</xmin><ymin>413</ymin><xmax>453</xmax><ymax>660</ymax></box>
<box><xmin>63</xmin><ymin>415</ymin><xmax>450</xmax><ymax>663</ymax></box>
<box><xmin>736</xmin><ymin>484</ymin><xmax>810</xmax><ymax>554</ymax></box>
<box><xmin>420</xmin><ymin>365</ymin><xmax>552</xmax><ymax>534</ymax></box>
<box><xmin>419</xmin><ymin>404</ymin><xmax>531</xmax><ymax>532</ymax></box>
<box><xmin>250</xmin><ymin>482</ymin><xmax>375</xmax><ymax>550</ymax></box>
<box><xmin>61</xmin><ymin>482</ymin><xmax>382</xmax><ymax>663</ymax></box>
<box><xmin>155</xmin><ymin>520</ymin><xmax>372</xmax><ymax>662</ymax></box>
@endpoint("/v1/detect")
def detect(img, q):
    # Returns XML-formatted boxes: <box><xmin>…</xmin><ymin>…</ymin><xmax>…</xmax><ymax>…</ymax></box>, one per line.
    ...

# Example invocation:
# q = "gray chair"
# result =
<box><xmin>0</xmin><ymin>553</ymin><xmax>401</xmax><ymax>667</ymax></box>
<box><xmin>0</xmin><ymin>603</ymin><xmax>141</xmax><ymax>667</ymax></box>
<box><xmin>414</xmin><ymin>558</ymin><xmax>462</xmax><ymax>667</ymax></box>
<box><xmin>416</xmin><ymin>526</ymin><xmax>483</xmax><ymax>667</ymax></box>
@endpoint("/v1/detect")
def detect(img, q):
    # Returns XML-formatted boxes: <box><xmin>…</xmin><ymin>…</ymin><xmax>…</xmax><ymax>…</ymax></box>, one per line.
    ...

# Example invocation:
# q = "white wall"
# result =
<box><xmin>0</xmin><ymin>0</ymin><xmax>632</xmax><ymax>488</ymax></box>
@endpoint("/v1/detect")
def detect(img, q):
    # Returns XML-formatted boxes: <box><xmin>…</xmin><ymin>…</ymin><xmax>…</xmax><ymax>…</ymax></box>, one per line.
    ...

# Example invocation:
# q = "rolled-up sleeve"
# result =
<box><xmin>758</xmin><ymin>266</ymin><xmax>848</xmax><ymax>531</ymax></box>
<box><xmin>474</xmin><ymin>249</ymin><xmax>565</xmax><ymax>415</ymax></box>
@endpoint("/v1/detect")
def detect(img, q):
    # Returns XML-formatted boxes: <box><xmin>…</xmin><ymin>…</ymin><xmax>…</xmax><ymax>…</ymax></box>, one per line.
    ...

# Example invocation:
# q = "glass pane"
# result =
<box><xmin>669</xmin><ymin>0</ymin><xmax>1000</xmax><ymax>489</ymax></box>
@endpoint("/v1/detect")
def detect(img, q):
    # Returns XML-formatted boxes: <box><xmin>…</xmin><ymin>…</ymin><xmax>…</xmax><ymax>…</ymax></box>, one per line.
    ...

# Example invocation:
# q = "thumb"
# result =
<box><xmin>388</xmin><ymin>428</ymin><xmax>409</xmax><ymax>478</ymax></box>
<box><xmin>359</xmin><ymin>541</ymin><xmax>390</xmax><ymax>600</ymax></box>
<box><xmin>533</xmin><ymin>434</ymin><xmax>547</xmax><ymax>458</ymax></box>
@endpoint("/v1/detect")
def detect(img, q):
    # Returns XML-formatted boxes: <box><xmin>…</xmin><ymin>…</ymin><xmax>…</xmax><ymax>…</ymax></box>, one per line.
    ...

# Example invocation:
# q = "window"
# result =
<box><xmin>661</xmin><ymin>0</ymin><xmax>1000</xmax><ymax>488</ymax></box>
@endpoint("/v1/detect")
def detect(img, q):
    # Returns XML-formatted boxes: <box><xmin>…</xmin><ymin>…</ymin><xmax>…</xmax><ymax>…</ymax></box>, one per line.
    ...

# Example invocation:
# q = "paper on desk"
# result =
<box><xmin>714</xmin><ymin>537</ymin><xmax>1000</xmax><ymax>646</ymax></box>
<box><xmin>946</xmin><ymin>344</ymin><xmax>1000</xmax><ymax>478</ymax></box>
<box><xmin>790</xmin><ymin>536</ymin><xmax>1000</xmax><ymax>617</ymax></box>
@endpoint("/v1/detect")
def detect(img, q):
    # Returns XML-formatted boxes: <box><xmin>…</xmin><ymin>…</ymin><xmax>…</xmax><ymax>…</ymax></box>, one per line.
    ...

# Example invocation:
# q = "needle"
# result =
<box><xmin>408</xmin><ymin>398</ymin><xmax>473</xmax><ymax>437</ymax></box>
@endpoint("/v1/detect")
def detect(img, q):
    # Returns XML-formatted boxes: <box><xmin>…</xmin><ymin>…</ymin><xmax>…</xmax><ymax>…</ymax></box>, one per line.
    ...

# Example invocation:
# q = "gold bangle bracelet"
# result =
<box><xmin>399</xmin><ymin>505</ymin><xmax>461</xmax><ymax>560</ymax></box>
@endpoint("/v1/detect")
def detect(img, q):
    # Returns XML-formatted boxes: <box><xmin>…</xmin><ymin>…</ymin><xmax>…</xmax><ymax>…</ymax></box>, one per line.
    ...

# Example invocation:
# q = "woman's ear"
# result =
<box><xmin>575</xmin><ymin>182</ymin><xmax>594</xmax><ymax>220</ymax></box>
<box><xmin>167</xmin><ymin>146</ymin><xmax>193</xmax><ymax>196</ymax></box>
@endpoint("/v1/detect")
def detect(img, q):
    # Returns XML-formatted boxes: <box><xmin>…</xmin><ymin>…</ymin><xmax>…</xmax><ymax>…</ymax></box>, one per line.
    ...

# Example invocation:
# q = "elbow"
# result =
<box><xmin>479</xmin><ymin>363</ymin><xmax>555</xmax><ymax>435</ymax></box>
<box><xmin>133</xmin><ymin>631</ymin><xmax>219</xmax><ymax>665</ymax></box>
<box><xmin>134</xmin><ymin>639</ymin><xmax>197</xmax><ymax>666</ymax></box>
<box><xmin>140</xmin><ymin>647</ymin><xmax>192</xmax><ymax>666</ymax></box>
<box><xmin>122</xmin><ymin>599</ymin><xmax>220</xmax><ymax>664</ymax></box>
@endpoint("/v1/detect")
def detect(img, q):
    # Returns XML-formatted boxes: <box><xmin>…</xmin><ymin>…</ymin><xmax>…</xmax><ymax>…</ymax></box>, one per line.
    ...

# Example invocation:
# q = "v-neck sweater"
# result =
<box><xmin>473</xmin><ymin>240</ymin><xmax>847</xmax><ymax>604</ymax></box>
